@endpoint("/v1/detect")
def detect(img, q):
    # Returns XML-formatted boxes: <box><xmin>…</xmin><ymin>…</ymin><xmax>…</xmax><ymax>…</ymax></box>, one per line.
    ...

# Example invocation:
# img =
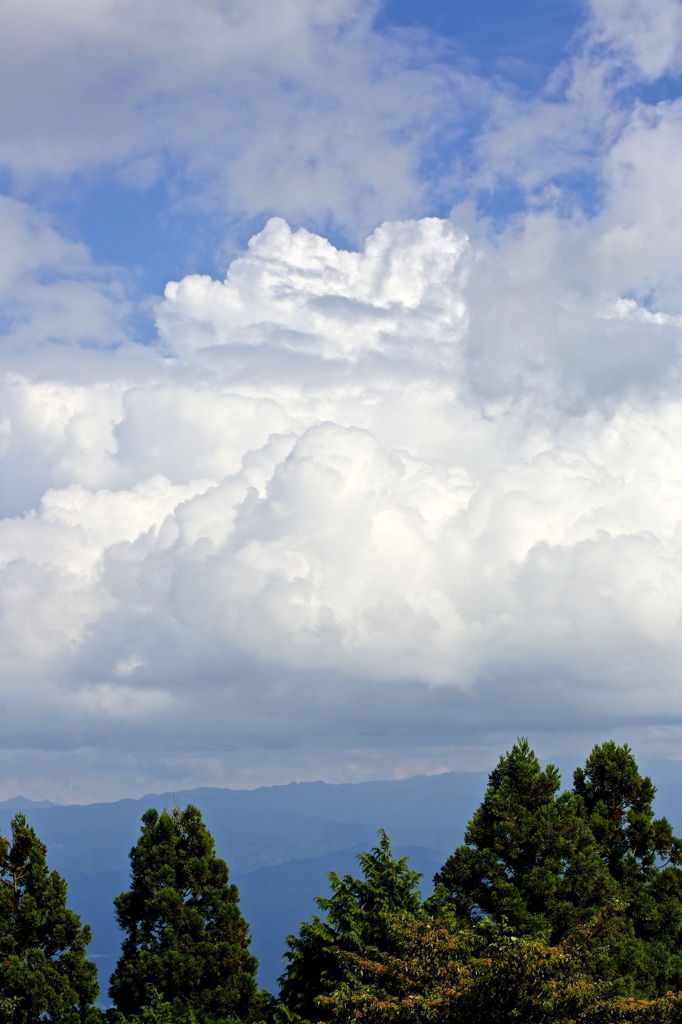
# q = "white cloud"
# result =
<box><xmin>158</xmin><ymin>216</ymin><xmax>470</xmax><ymax>362</ymax></box>
<box><xmin>471</xmin><ymin>0</ymin><xmax>682</xmax><ymax>222</ymax></box>
<box><xmin>3</xmin><ymin>0</ymin><xmax>682</xmax><ymax>799</ymax></box>
<box><xmin>587</xmin><ymin>0</ymin><xmax>682</xmax><ymax>80</ymax></box>
<box><xmin>0</xmin><ymin>0</ymin><xmax>474</xmax><ymax>234</ymax></box>
<box><xmin>597</xmin><ymin>98</ymin><xmax>682</xmax><ymax>300</ymax></box>
<box><xmin>1</xmin><ymin>197</ymin><xmax>682</xmax><ymax>796</ymax></box>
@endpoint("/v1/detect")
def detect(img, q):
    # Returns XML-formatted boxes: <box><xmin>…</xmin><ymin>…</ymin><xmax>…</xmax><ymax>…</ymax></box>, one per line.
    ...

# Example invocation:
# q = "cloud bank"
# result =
<box><xmin>3</xmin><ymin>200</ymin><xmax>682</xmax><ymax>798</ymax></box>
<box><xmin>1</xmin><ymin>0</ymin><xmax>682</xmax><ymax>799</ymax></box>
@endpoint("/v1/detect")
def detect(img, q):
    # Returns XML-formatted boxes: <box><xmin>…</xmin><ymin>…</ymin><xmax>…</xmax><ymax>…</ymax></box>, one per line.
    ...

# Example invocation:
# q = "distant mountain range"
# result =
<box><xmin>0</xmin><ymin>796</ymin><xmax>59</xmax><ymax>810</ymax></box>
<box><xmin>2</xmin><ymin>756</ymin><xmax>682</xmax><ymax>998</ymax></box>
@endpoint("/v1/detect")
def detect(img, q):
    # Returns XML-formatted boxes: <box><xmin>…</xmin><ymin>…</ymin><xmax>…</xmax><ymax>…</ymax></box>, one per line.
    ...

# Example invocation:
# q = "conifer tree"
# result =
<box><xmin>276</xmin><ymin>831</ymin><xmax>425</xmax><ymax>1024</ymax></box>
<box><xmin>109</xmin><ymin>804</ymin><xmax>260</xmax><ymax>1024</ymax></box>
<box><xmin>573</xmin><ymin>741</ymin><xmax>682</xmax><ymax>994</ymax></box>
<box><xmin>434</xmin><ymin>738</ymin><xmax>616</xmax><ymax>942</ymax></box>
<box><xmin>574</xmin><ymin>741</ymin><xmax>682</xmax><ymax>892</ymax></box>
<box><xmin>435</xmin><ymin>738</ymin><xmax>682</xmax><ymax>998</ymax></box>
<box><xmin>0</xmin><ymin>812</ymin><xmax>100</xmax><ymax>1024</ymax></box>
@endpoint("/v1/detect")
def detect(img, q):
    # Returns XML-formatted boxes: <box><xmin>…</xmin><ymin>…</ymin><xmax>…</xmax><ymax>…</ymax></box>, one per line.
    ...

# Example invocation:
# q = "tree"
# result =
<box><xmin>573</xmin><ymin>741</ymin><xmax>682</xmax><ymax>994</ymax></box>
<box><xmin>275</xmin><ymin>831</ymin><xmax>425</xmax><ymax>1023</ymax></box>
<box><xmin>273</xmin><ymin>741</ymin><xmax>682</xmax><ymax>1019</ymax></box>
<box><xmin>434</xmin><ymin>738</ymin><xmax>682</xmax><ymax>998</ymax></box>
<box><xmin>574</xmin><ymin>741</ymin><xmax>682</xmax><ymax>896</ymax></box>
<box><xmin>0</xmin><ymin>812</ymin><xmax>100</xmax><ymax>1024</ymax></box>
<box><xmin>318</xmin><ymin>913</ymin><xmax>682</xmax><ymax>1024</ymax></box>
<box><xmin>318</xmin><ymin>916</ymin><xmax>601</xmax><ymax>1024</ymax></box>
<box><xmin>434</xmin><ymin>738</ymin><xmax>616</xmax><ymax>942</ymax></box>
<box><xmin>109</xmin><ymin>803</ymin><xmax>260</xmax><ymax>1024</ymax></box>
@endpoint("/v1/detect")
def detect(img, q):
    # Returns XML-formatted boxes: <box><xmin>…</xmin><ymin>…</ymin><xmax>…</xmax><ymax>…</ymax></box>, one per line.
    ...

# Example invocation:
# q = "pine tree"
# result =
<box><xmin>0</xmin><ymin>812</ymin><xmax>100</xmax><ymax>1024</ymax></box>
<box><xmin>574</xmin><ymin>741</ymin><xmax>682</xmax><ymax>893</ymax></box>
<box><xmin>434</xmin><ymin>738</ymin><xmax>682</xmax><ymax>998</ymax></box>
<box><xmin>434</xmin><ymin>738</ymin><xmax>616</xmax><ymax>942</ymax></box>
<box><xmin>109</xmin><ymin>804</ymin><xmax>260</xmax><ymax>1024</ymax></box>
<box><xmin>573</xmin><ymin>741</ymin><xmax>682</xmax><ymax>994</ymax></box>
<box><xmin>276</xmin><ymin>831</ymin><xmax>425</xmax><ymax>1024</ymax></box>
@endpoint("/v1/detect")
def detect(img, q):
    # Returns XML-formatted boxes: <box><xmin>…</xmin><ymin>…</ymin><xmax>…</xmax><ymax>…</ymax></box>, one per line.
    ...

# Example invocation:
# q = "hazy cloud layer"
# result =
<box><xmin>0</xmin><ymin>0</ymin><xmax>475</xmax><ymax>235</ymax></box>
<box><xmin>2</xmin><ymin>0</ymin><xmax>682</xmax><ymax>799</ymax></box>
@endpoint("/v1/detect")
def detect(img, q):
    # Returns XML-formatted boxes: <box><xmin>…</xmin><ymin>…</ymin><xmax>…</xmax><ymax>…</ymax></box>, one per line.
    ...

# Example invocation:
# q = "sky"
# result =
<box><xmin>2</xmin><ymin>0</ymin><xmax>682</xmax><ymax>802</ymax></box>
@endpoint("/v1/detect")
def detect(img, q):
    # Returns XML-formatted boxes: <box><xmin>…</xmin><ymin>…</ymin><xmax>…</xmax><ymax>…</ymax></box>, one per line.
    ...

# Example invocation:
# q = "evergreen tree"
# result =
<box><xmin>573</xmin><ymin>741</ymin><xmax>682</xmax><ymax>993</ymax></box>
<box><xmin>109</xmin><ymin>804</ymin><xmax>260</xmax><ymax>1024</ymax></box>
<box><xmin>276</xmin><ymin>831</ymin><xmax>424</xmax><ymax>1024</ymax></box>
<box><xmin>434</xmin><ymin>738</ymin><xmax>616</xmax><ymax>942</ymax></box>
<box><xmin>0</xmin><ymin>812</ymin><xmax>100</xmax><ymax>1024</ymax></box>
<box><xmin>574</xmin><ymin>741</ymin><xmax>682</xmax><ymax>895</ymax></box>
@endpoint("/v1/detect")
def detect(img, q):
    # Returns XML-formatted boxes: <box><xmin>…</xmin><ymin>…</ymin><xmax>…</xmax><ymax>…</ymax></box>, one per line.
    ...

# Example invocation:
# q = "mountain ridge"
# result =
<box><xmin>3</xmin><ymin>759</ymin><xmax>682</xmax><ymax>998</ymax></box>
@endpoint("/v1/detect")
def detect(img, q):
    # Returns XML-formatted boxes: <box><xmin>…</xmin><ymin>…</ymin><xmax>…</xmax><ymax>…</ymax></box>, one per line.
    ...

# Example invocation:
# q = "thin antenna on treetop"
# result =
<box><xmin>161</xmin><ymin>787</ymin><xmax>180</xmax><ymax>817</ymax></box>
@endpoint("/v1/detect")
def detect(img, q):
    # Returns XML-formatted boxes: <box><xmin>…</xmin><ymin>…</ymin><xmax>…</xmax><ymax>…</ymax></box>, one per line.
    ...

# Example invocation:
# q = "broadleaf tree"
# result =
<box><xmin>316</xmin><ymin>916</ymin><xmax>602</xmax><ymax>1024</ymax></box>
<box><xmin>109</xmin><ymin>803</ymin><xmax>261</xmax><ymax>1024</ymax></box>
<box><xmin>0</xmin><ymin>812</ymin><xmax>100</xmax><ymax>1024</ymax></box>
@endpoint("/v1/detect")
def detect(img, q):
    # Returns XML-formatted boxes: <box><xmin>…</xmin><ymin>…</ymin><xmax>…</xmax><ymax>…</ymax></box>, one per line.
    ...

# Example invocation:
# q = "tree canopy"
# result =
<box><xmin>434</xmin><ymin>738</ymin><xmax>682</xmax><ymax>998</ymax></box>
<box><xmin>273</xmin><ymin>741</ymin><xmax>682</xmax><ymax>1021</ymax></box>
<box><xmin>275</xmin><ymin>830</ymin><xmax>425</xmax><ymax>1023</ymax></box>
<box><xmin>109</xmin><ymin>803</ymin><xmax>261</xmax><ymax>1024</ymax></box>
<box><xmin>5</xmin><ymin>739</ymin><xmax>682</xmax><ymax>1024</ymax></box>
<box><xmin>433</xmin><ymin>737</ymin><xmax>616</xmax><ymax>940</ymax></box>
<box><xmin>315</xmin><ymin>916</ymin><xmax>602</xmax><ymax>1024</ymax></box>
<box><xmin>574</xmin><ymin>741</ymin><xmax>682</xmax><ymax>994</ymax></box>
<box><xmin>0</xmin><ymin>812</ymin><xmax>100</xmax><ymax>1024</ymax></box>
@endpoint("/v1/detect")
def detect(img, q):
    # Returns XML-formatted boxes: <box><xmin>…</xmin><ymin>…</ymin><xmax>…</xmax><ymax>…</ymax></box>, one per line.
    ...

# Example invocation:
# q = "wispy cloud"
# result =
<box><xmin>0</xmin><ymin>197</ymin><xmax>128</xmax><ymax>352</ymax></box>
<box><xmin>0</xmin><ymin>0</ymin><xmax>478</xmax><ymax>235</ymax></box>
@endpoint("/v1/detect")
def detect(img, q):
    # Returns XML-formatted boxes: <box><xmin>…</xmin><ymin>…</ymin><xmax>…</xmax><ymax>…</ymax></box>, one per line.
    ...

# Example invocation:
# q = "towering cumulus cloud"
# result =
<box><xmin>2</xmin><ymin>201</ymin><xmax>682</xmax><ymax>798</ymax></box>
<box><xmin>2</xmin><ymin>0</ymin><xmax>682</xmax><ymax>798</ymax></box>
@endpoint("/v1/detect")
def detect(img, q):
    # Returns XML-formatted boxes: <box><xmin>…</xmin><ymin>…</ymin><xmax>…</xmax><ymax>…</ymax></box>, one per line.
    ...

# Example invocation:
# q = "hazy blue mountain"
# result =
<box><xmin>0</xmin><ymin>771</ymin><xmax>487</xmax><ymax>997</ymax></box>
<box><xmin>0</xmin><ymin>796</ymin><xmax>58</xmax><ymax>810</ymax></box>
<box><xmin>2</xmin><ymin>759</ymin><xmax>682</xmax><ymax>999</ymax></box>
<box><xmin>0</xmin><ymin>770</ymin><xmax>487</xmax><ymax>874</ymax></box>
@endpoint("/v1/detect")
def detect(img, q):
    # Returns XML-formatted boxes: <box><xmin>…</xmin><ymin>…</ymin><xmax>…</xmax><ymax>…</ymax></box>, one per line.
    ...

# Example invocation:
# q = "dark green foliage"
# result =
<box><xmin>434</xmin><ymin>738</ymin><xmax>682</xmax><ymax>998</ymax></box>
<box><xmin>434</xmin><ymin>738</ymin><xmax>616</xmax><ymax>941</ymax></box>
<box><xmin>109</xmin><ymin>804</ymin><xmax>260</xmax><ymax>1024</ymax></box>
<box><xmin>574</xmin><ymin>741</ymin><xmax>682</xmax><ymax>994</ymax></box>
<box><xmin>574</xmin><ymin>741</ymin><xmax>682</xmax><ymax>894</ymax></box>
<box><xmin>0</xmin><ymin>813</ymin><xmax>100</xmax><ymax>1024</ymax></box>
<box><xmin>111</xmin><ymin>987</ymin><xmax>198</xmax><ymax>1024</ymax></box>
<box><xmin>275</xmin><ymin>831</ymin><xmax>425</xmax><ymax>1023</ymax></box>
<box><xmin>271</xmin><ymin>741</ymin><xmax>682</xmax><ymax>1021</ymax></box>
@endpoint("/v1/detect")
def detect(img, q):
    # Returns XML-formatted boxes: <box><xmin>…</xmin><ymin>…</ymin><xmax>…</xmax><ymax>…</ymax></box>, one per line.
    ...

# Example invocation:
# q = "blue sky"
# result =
<box><xmin>4</xmin><ymin>0</ymin><xmax>588</xmax><ymax>294</ymax></box>
<box><xmin>2</xmin><ymin>0</ymin><xmax>682</xmax><ymax>801</ymax></box>
<box><xmin>377</xmin><ymin>0</ymin><xmax>584</xmax><ymax>85</ymax></box>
